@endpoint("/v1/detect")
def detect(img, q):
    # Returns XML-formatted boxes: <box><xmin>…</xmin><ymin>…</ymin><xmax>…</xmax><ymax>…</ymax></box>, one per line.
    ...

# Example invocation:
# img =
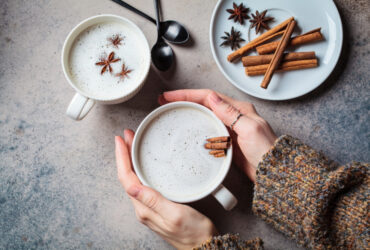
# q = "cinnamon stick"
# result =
<box><xmin>204</xmin><ymin>142</ymin><xmax>229</xmax><ymax>150</ymax></box>
<box><xmin>245</xmin><ymin>59</ymin><xmax>318</xmax><ymax>76</ymax></box>
<box><xmin>256</xmin><ymin>29</ymin><xmax>323</xmax><ymax>55</ymax></box>
<box><xmin>301</xmin><ymin>28</ymin><xmax>322</xmax><ymax>36</ymax></box>
<box><xmin>227</xmin><ymin>17</ymin><xmax>294</xmax><ymax>62</ymax></box>
<box><xmin>261</xmin><ymin>20</ymin><xmax>297</xmax><ymax>89</ymax></box>
<box><xmin>206</xmin><ymin>136</ymin><xmax>230</xmax><ymax>143</ymax></box>
<box><xmin>214</xmin><ymin>151</ymin><xmax>226</xmax><ymax>158</ymax></box>
<box><xmin>209</xmin><ymin>150</ymin><xmax>225</xmax><ymax>155</ymax></box>
<box><xmin>242</xmin><ymin>52</ymin><xmax>316</xmax><ymax>67</ymax></box>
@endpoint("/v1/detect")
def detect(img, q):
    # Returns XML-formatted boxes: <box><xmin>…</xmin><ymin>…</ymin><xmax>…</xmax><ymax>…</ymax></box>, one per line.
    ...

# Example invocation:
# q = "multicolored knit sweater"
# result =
<box><xmin>195</xmin><ymin>135</ymin><xmax>369</xmax><ymax>249</ymax></box>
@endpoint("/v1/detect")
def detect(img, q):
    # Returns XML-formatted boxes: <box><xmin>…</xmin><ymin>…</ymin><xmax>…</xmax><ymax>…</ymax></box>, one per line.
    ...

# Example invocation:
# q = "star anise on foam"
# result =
<box><xmin>115</xmin><ymin>63</ymin><xmax>132</xmax><ymax>81</ymax></box>
<box><xmin>108</xmin><ymin>34</ymin><xmax>124</xmax><ymax>48</ymax></box>
<box><xmin>95</xmin><ymin>52</ymin><xmax>120</xmax><ymax>75</ymax></box>
<box><xmin>226</xmin><ymin>2</ymin><xmax>250</xmax><ymax>24</ymax></box>
<box><xmin>250</xmin><ymin>10</ymin><xmax>274</xmax><ymax>34</ymax></box>
<box><xmin>220</xmin><ymin>27</ymin><xmax>245</xmax><ymax>51</ymax></box>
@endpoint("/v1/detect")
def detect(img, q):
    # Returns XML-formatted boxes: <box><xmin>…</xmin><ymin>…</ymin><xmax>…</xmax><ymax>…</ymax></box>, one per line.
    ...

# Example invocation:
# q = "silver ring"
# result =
<box><xmin>230</xmin><ymin>113</ymin><xmax>243</xmax><ymax>130</ymax></box>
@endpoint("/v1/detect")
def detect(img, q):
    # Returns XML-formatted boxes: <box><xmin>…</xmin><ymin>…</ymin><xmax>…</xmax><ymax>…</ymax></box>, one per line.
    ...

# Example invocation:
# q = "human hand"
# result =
<box><xmin>158</xmin><ymin>89</ymin><xmax>277</xmax><ymax>183</ymax></box>
<box><xmin>115</xmin><ymin>130</ymin><xmax>217</xmax><ymax>250</ymax></box>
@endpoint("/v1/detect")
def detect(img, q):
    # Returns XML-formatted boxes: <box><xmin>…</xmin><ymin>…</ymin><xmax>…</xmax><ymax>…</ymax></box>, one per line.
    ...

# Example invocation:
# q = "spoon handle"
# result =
<box><xmin>110</xmin><ymin>0</ymin><xmax>156</xmax><ymax>24</ymax></box>
<box><xmin>153</xmin><ymin>0</ymin><xmax>161</xmax><ymax>36</ymax></box>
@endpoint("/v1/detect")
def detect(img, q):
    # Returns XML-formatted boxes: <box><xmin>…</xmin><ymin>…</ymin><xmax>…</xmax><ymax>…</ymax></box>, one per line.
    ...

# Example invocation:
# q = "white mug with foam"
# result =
<box><xmin>132</xmin><ymin>102</ymin><xmax>238</xmax><ymax>211</ymax></box>
<box><xmin>61</xmin><ymin>14</ymin><xmax>151</xmax><ymax>120</ymax></box>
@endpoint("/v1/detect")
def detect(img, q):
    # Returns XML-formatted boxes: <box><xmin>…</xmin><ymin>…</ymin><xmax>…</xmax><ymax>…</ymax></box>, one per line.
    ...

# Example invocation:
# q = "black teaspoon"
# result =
<box><xmin>111</xmin><ymin>0</ymin><xmax>189</xmax><ymax>44</ymax></box>
<box><xmin>151</xmin><ymin>0</ymin><xmax>174</xmax><ymax>71</ymax></box>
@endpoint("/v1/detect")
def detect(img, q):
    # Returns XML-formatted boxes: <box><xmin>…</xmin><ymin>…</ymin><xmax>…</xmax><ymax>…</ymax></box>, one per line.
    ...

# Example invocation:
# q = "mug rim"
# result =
<box><xmin>61</xmin><ymin>14</ymin><xmax>151</xmax><ymax>102</ymax></box>
<box><xmin>131</xmin><ymin>101</ymin><xmax>233</xmax><ymax>203</ymax></box>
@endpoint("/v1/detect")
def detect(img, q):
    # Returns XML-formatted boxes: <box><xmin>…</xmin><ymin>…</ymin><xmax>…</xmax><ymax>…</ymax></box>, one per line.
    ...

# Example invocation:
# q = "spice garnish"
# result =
<box><xmin>205</xmin><ymin>142</ymin><xmax>229</xmax><ymax>150</ymax></box>
<box><xmin>95</xmin><ymin>52</ymin><xmax>120</xmax><ymax>75</ymax></box>
<box><xmin>250</xmin><ymin>10</ymin><xmax>274</xmax><ymax>34</ymax></box>
<box><xmin>214</xmin><ymin>151</ymin><xmax>226</xmax><ymax>158</ymax></box>
<box><xmin>256</xmin><ymin>28</ymin><xmax>324</xmax><ymax>55</ymax></box>
<box><xmin>204</xmin><ymin>136</ymin><xmax>231</xmax><ymax>158</ymax></box>
<box><xmin>226</xmin><ymin>2</ymin><xmax>249</xmax><ymax>24</ymax></box>
<box><xmin>227</xmin><ymin>17</ymin><xmax>294</xmax><ymax>62</ymax></box>
<box><xmin>260</xmin><ymin>20</ymin><xmax>296</xmax><ymax>89</ymax></box>
<box><xmin>207</xmin><ymin>136</ymin><xmax>229</xmax><ymax>143</ymax></box>
<box><xmin>220</xmin><ymin>27</ymin><xmax>245</xmax><ymax>51</ymax></box>
<box><xmin>115</xmin><ymin>63</ymin><xmax>132</xmax><ymax>81</ymax></box>
<box><xmin>108</xmin><ymin>34</ymin><xmax>124</xmax><ymax>48</ymax></box>
<box><xmin>209</xmin><ymin>150</ymin><xmax>225</xmax><ymax>155</ymax></box>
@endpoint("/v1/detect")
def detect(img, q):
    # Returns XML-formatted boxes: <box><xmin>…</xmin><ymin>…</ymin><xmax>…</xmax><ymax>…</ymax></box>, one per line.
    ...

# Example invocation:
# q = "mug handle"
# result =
<box><xmin>66</xmin><ymin>93</ymin><xmax>95</xmax><ymax>121</ymax></box>
<box><xmin>211</xmin><ymin>184</ymin><xmax>238</xmax><ymax>211</ymax></box>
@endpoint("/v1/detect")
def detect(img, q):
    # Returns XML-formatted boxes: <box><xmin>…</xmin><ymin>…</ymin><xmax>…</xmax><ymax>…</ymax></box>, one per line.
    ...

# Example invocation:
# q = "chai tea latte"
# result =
<box><xmin>137</xmin><ymin>107</ymin><xmax>227</xmax><ymax>198</ymax></box>
<box><xmin>68</xmin><ymin>21</ymin><xmax>147</xmax><ymax>100</ymax></box>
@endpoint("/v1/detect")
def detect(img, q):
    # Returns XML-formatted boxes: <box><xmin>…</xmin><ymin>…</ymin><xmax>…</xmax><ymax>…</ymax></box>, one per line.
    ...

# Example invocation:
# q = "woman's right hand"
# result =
<box><xmin>159</xmin><ymin>89</ymin><xmax>277</xmax><ymax>183</ymax></box>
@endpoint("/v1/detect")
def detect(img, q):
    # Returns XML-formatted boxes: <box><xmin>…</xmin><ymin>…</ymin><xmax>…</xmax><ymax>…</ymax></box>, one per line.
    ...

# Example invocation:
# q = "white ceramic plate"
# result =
<box><xmin>210</xmin><ymin>0</ymin><xmax>343</xmax><ymax>100</ymax></box>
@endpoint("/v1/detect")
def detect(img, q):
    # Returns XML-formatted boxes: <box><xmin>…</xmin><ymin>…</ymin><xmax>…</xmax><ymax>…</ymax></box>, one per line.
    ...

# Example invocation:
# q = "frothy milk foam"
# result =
<box><xmin>138</xmin><ymin>107</ymin><xmax>227</xmax><ymax>198</ymax></box>
<box><xmin>69</xmin><ymin>22</ymin><xmax>146</xmax><ymax>100</ymax></box>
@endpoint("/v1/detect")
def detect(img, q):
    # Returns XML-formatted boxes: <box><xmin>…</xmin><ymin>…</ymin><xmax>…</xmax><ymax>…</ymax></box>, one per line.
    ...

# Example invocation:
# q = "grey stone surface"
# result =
<box><xmin>0</xmin><ymin>0</ymin><xmax>368</xmax><ymax>249</ymax></box>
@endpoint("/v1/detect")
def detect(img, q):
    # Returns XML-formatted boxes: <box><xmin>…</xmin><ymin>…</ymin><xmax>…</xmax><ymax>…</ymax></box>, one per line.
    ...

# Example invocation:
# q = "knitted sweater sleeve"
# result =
<box><xmin>253</xmin><ymin>135</ymin><xmax>369</xmax><ymax>249</ymax></box>
<box><xmin>193</xmin><ymin>235</ymin><xmax>263</xmax><ymax>250</ymax></box>
<box><xmin>194</xmin><ymin>135</ymin><xmax>368</xmax><ymax>249</ymax></box>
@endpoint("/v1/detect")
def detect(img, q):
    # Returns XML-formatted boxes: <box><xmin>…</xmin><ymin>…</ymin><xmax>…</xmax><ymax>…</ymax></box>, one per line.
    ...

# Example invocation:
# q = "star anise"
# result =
<box><xmin>95</xmin><ymin>52</ymin><xmax>120</xmax><ymax>75</ymax></box>
<box><xmin>250</xmin><ymin>10</ymin><xmax>274</xmax><ymax>34</ymax></box>
<box><xmin>226</xmin><ymin>2</ymin><xmax>249</xmax><ymax>24</ymax></box>
<box><xmin>115</xmin><ymin>63</ymin><xmax>132</xmax><ymax>81</ymax></box>
<box><xmin>108</xmin><ymin>34</ymin><xmax>124</xmax><ymax>48</ymax></box>
<box><xmin>220</xmin><ymin>27</ymin><xmax>245</xmax><ymax>51</ymax></box>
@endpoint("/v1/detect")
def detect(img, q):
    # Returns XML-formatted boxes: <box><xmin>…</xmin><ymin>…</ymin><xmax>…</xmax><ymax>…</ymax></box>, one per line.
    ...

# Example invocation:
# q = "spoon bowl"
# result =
<box><xmin>151</xmin><ymin>38</ymin><xmax>174</xmax><ymax>71</ymax></box>
<box><xmin>161</xmin><ymin>20</ymin><xmax>189</xmax><ymax>44</ymax></box>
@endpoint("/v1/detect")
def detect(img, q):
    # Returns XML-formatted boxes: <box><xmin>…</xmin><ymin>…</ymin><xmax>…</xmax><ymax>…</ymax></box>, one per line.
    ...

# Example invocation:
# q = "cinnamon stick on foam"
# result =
<box><xmin>206</xmin><ymin>136</ymin><xmax>230</xmax><ymax>143</ymax></box>
<box><xmin>227</xmin><ymin>17</ymin><xmax>294</xmax><ymax>62</ymax></box>
<box><xmin>209</xmin><ymin>150</ymin><xmax>225</xmax><ymax>155</ymax></box>
<box><xmin>245</xmin><ymin>59</ymin><xmax>318</xmax><ymax>76</ymax></box>
<box><xmin>205</xmin><ymin>142</ymin><xmax>229</xmax><ymax>150</ymax></box>
<box><xmin>256</xmin><ymin>28</ymin><xmax>323</xmax><ymax>55</ymax></box>
<box><xmin>242</xmin><ymin>52</ymin><xmax>316</xmax><ymax>67</ymax></box>
<box><xmin>260</xmin><ymin>19</ymin><xmax>297</xmax><ymax>89</ymax></box>
<box><xmin>214</xmin><ymin>151</ymin><xmax>226</xmax><ymax>158</ymax></box>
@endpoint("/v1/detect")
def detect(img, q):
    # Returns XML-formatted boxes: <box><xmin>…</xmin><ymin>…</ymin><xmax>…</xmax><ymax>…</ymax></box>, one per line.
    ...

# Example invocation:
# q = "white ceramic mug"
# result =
<box><xmin>131</xmin><ymin>102</ymin><xmax>238</xmax><ymax>210</ymax></box>
<box><xmin>61</xmin><ymin>14</ymin><xmax>151</xmax><ymax>120</ymax></box>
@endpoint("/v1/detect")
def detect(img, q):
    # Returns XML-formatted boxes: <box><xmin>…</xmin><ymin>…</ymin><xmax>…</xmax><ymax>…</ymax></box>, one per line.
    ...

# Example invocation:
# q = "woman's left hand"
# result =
<box><xmin>115</xmin><ymin>129</ymin><xmax>217</xmax><ymax>250</ymax></box>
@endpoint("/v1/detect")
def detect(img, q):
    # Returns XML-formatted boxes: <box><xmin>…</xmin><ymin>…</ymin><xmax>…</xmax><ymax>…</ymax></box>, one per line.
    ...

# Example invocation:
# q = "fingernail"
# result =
<box><xmin>127</xmin><ymin>185</ymin><xmax>141</xmax><ymax>198</ymax></box>
<box><xmin>210</xmin><ymin>92</ymin><xmax>222</xmax><ymax>104</ymax></box>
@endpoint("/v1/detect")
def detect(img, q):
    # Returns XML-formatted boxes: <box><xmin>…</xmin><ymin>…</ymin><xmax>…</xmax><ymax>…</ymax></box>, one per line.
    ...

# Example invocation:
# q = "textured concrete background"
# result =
<box><xmin>0</xmin><ymin>0</ymin><xmax>369</xmax><ymax>249</ymax></box>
